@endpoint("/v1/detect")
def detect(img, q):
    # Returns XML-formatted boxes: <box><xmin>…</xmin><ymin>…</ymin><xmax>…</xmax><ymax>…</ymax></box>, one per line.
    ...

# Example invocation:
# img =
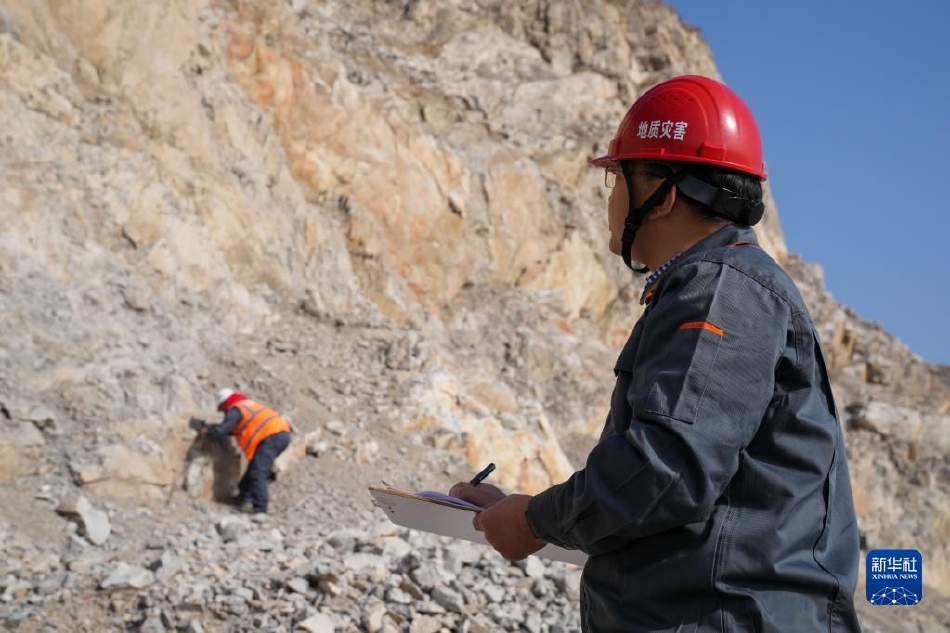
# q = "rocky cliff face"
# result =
<box><xmin>0</xmin><ymin>0</ymin><xmax>947</xmax><ymax>630</ymax></box>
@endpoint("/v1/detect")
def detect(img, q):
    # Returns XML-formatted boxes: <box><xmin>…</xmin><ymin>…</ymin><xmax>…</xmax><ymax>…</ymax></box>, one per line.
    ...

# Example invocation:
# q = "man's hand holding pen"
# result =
<box><xmin>448</xmin><ymin>481</ymin><xmax>506</xmax><ymax>507</ymax></box>
<box><xmin>450</xmin><ymin>462</ymin><xmax>505</xmax><ymax>507</ymax></box>
<box><xmin>450</xmin><ymin>463</ymin><xmax>546</xmax><ymax>562</ymax></box>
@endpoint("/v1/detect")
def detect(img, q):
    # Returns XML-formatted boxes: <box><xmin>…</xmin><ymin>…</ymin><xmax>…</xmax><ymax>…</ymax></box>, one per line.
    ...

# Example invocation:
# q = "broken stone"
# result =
<box><xmin>326</xmin><ymin>529</ymin><xmax>360</xmax><ymax>552</ymax></box>
<box><xmin>399</xmin><ymin>577</ymin><xmax>425</xmax><ymax>600</ymax></box>
<box><xmin>185</xmin><ymin>619</ymin><xmax>205</xmax><ymax>633</ymax></box>
<box><xmin>2</xmin><ymin>579</ymin><xmax>32</xmax><ymax>601</ymax></box>
<box><xmin>64</xmin><ymin>547</ymin><xmax>107</xmax><ymax>574</ymax></box>
<box><xmin>235</xmin><ymin>532</ymin><xmax>278</xmax><ymax>551</ymax></box>
<box><xmin>355</xmin><ymin>439</ymin><xmax>379</xmax><ymax>464</ymax></box>
<box><xmin>380</xmin><ymin>536</ymin><xmax>412</xmax><ymax>558</ymax></box>
<box><xmin>306</xmin><ymin>439</ymin><xmax>329</xmax><ymax>457</ymax></box>
<box><xmin>8</xmin><ymin>422</ymin><xmax>45</xmax><ymax>447</ymax></box>
<box><xmin>344</xmin><ymin>552</ymin><xmax>386</xmax><ymax>574</ymax></box>
<box><xmin>215</xmin><ymin>516</ymin><xmax>250</xmax><ymax>543</ymax></box>
<box><xmin>521</xmin><ymin>556</ymin><xmax>546</xmax><ymax>580</ymax></box>
<box><xmin>363</xmin><ymin>602</ymin><xmax>387</xmax><ymax>632</ymax></box>
<box><xmin>386</xmin><ymin>586</ymin><xmax>412</xmax><ymax>604</ymax></box>
<box><xmin>482</xmin><ymin>583</ymin><xmax>505</xmax><ymax>603</ymax></box>
<box><xmin>139</xmin><ymin>613</ymin><xmax>166</xmax><ymax>633</ymax></box>
<box><xmin>286</xmin><ymin>577</ymin><xmax>310</xmax><ymax>595</ymax></box>
<box><xmin>35</xmin><ymin>573</ymin><xmax>67</xmax><ymax>596</ymax></box>
<box><xmin>430</xmin><ymin>586</ymin><xmax>464</xmax><ymax>613</ymax></box>
<box><xmin>0</xmin><ymin>604</ymin><xmax>32</xmax><ymax>626</ymax></box>
<box><xmin>296</xmin><ymin>613</ymin><xmax>335</xmax><ymax>633</ymax></box>
<box><xmin>121</xmin><ymin>285</ymin><xmax>151</xmax><ymax>313</ymax></box>
<box><xmin>0</xmin><ymin>439</ymin><xmax>22</xmax><ymax>483</ymax></box>
<box><xmin>554</xmin><ymin>571</ymin><xmax>581</xmax><ymax>602</ymax></box>
<box><xmin>30</xmin><ymin>407</ymin><xmax>59</xmax><ymax>434</ymax></box>
<box><xmin>2</xmin><ymin>401</ymin><xmax>60</xmax><ymax>435</ymax></box>
<box><xmin>325</xmin><ymin>421</ymin><xmax>346</xmax><ymax>436</ymax></box>
<box><xmin>100</xmin><ymin>563</ymin><xmax>155</xmax><ymax>590</ymax></box>
<box><xmin>155</xmin><ymin>550</ymin><xmax>181</xmax><ymax>582</ymax></box>
<box><xmin>232</xmin><ymin>587</ymin><xmax>254</xmax><ymax>601</ymax></box>
<box><xmin>56</xmin><ymin>496</ymin><xmax>111</xmax><ymax>546</ymax></box>
<box><xmin>408</xmin><ymin>614</ymin><xmax>443</xmax><ymax>633</ymax></box>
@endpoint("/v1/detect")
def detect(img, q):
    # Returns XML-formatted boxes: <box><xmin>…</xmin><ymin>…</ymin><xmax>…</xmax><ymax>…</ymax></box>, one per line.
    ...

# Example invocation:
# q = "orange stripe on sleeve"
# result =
<box><xmin>678</xmin><ymin>321</ymin><xmax>725</xmax><ymax>337</ymax></box>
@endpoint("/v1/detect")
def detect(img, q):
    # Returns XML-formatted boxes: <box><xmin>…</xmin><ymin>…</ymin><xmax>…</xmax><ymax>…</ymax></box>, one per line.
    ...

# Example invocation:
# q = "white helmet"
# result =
<box><xmin>216</xmin><ymin>388</ymin><xmax>235</xmax><ymax>408</ymax></box>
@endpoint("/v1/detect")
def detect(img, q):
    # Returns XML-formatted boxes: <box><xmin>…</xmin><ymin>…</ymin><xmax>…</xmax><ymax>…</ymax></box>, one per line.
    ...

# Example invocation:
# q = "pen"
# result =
<box><xmin>468</xmin><ymin>462</ymin><xmax>496</xmax><ymax>487</ymax></box>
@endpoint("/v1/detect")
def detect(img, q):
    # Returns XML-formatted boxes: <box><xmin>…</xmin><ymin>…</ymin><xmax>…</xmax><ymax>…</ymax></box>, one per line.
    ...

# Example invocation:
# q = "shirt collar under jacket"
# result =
<box><xmin>640</xmin><ymin>254</ymin><xmax>683</xmax><ymax>305</ymax></box>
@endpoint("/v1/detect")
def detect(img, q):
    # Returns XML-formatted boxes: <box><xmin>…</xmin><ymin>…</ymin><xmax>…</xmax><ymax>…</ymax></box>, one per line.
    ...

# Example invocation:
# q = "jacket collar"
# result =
<box><xmin>640</xmin><ymin>224</ymin><xmax>758</xmax><ymax>305</ymax></box>
<box><xmin>681</xmin><ymin>223</ymin><xmax>758</xmax><ymax>258</ymax></box>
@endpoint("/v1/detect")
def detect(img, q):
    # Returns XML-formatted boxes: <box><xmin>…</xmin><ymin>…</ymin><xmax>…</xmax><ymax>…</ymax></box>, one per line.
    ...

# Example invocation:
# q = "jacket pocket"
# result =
<box><xmin>643</xmin><ymin>322</ymin><xmax>723</xmax><ymax>424</ymax></box>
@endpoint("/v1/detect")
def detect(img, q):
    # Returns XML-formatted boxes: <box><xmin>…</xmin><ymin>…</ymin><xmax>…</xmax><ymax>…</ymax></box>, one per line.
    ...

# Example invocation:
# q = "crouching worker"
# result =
<box><xmin>202</xmin><ymin>388</ymin><xmax>292</xmax><ymax>514</ymax></box>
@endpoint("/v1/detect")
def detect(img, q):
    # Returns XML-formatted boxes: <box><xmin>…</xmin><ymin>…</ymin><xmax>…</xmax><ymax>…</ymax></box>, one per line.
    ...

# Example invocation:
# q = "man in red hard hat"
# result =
<box><xmin>452</xmin><ymin>76</ymin><xmax>862</xmax><ymax>631</ymax></box>
<box><xmin>203</xmin><ymin>388</ymin><xmax>293</xmax><ymax>514</ymax></box>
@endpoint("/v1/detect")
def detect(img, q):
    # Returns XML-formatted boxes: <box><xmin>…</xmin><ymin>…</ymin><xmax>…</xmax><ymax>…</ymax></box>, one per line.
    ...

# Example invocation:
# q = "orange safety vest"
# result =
<box><xmin>231</xmin><ymin>400</ymin><xmax>291</xmax><ymax>460</ymax></box>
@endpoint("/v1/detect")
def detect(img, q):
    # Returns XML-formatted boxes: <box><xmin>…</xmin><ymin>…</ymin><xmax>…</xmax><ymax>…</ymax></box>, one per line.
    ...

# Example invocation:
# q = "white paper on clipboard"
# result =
<box><xmin>369</xmin><ymin>486</ymin><xmax>588</xmax><ymax>566</ymax></box>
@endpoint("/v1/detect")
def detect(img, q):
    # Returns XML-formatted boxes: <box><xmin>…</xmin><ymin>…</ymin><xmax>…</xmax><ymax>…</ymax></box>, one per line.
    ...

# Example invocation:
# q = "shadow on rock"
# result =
<box><xmin>173</xmin><ymin>417</ymin><xmax>244</xmax><ymax>503</ymax></box>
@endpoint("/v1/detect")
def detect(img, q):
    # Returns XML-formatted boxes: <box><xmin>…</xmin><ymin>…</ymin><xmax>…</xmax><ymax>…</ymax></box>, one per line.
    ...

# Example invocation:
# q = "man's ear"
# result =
<box><xmin>645</xmin><ymin>182</ymin><xmax>677</xmax><ymax>221</ymax></box>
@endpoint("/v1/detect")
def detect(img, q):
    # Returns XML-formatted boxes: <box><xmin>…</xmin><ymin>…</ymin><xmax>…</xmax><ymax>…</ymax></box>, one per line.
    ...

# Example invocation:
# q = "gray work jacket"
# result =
<box><xmin>206</xmin><ymin>407</ymin><xmax>243</xmax><ymax>440</ymax></box>
<box><xmin>527</xmin><ymin>225</ymin><xmax>861</xmax><ymax>632</ymax></box>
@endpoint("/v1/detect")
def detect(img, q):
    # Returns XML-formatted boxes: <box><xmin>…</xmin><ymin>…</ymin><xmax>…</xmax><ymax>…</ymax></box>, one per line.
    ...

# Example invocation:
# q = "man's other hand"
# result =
<box><xmin>472</xmin><ymin>494</ymin><xmax>545</xmax><ymax>561</ymax></box>
<box><xmin>449</xmin><ymin>482</ymin><xmax>506</xmax><ymax>508</ymax></box>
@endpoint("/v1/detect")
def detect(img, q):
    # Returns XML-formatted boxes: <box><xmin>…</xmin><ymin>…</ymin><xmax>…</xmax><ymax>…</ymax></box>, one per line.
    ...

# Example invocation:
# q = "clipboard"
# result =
<box><xmin>369</xmin><ymin>486</ymin><xmax>588</xmax><ymax>566</ymax></box>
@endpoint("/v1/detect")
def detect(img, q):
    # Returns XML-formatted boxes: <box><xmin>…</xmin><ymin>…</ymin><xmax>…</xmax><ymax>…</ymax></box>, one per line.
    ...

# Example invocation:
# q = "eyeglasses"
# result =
<box><xmin>604</xmin><ymin>168</ymin><xmax>669</xmax><ymax>188</ymax></box>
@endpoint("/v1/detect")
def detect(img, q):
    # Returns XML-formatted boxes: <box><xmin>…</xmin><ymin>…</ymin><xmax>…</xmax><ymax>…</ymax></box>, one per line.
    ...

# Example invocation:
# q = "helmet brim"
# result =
<box><xmin>588</xmin><ymin>155</ymin><xmax>616</xmax><ymax>169</ymax></box>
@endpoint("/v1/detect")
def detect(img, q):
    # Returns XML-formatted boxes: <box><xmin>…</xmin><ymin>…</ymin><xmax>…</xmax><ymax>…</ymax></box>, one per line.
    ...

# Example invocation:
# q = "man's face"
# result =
<box><xmin>606</xmin><ymin>168</ymin><xmax>627</xmax><ymax>256</ymax></box>
<box><xmin>606</xmin><ymin>165</ymin><xmax>663</xmax><ymax>259</ymax></box>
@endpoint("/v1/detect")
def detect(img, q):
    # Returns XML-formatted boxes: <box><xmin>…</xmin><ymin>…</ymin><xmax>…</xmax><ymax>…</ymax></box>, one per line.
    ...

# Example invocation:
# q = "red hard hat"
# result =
<box><xmin>219</xmin><ymin>391</ymin><xmax>249</xmax><ymax>412</ymax></box>
<box><xmin>590</xmin><ymin>75</ymin><xmax>766</xmax><ymax>180</ymax></box>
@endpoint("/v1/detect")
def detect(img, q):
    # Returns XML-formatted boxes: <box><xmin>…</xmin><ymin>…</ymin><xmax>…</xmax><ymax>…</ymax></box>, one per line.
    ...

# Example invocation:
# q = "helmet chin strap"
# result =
<box><xmin>618</xmin><ymin>164</ymin><xmax>692</xmax><ymax>273</ymax></box>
